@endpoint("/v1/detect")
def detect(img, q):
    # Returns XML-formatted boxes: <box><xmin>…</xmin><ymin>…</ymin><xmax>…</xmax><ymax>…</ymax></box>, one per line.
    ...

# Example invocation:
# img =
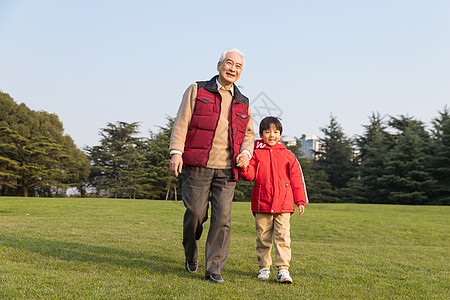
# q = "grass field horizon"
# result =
<box><xmin>1</xmin><ymin>197</ymin><xmax>449</xmax><ymax>299</ymax></box>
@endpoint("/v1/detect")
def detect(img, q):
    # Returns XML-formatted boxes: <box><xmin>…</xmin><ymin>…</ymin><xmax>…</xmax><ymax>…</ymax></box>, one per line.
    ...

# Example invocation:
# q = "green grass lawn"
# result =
<box><xmin>0</xmin><ymin>197</ymin><xmax>449</xmax><ymax>299</ymax></box>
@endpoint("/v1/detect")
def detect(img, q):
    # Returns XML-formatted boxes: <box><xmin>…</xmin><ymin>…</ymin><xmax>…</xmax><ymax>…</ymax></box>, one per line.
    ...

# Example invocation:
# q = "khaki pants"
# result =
<box><xmin>255</xmin><ymin>212</ymin><xmax>291</xmax><ymax>270</ymax></box>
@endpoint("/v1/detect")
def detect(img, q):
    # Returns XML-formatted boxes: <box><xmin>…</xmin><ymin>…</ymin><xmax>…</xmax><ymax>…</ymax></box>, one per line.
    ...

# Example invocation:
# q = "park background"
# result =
<box><xmin>0</xmin><ymin>0</ymin><xmax>448</xmax><ymax>147</ymax></box>
<box><xmin>0</xmin><ymin>0</ymin><xmax>449</xmax><ymax>203</ymax></box>
<box><xmin>0</xmin><ymin>1</ymin><xmax>449</xmax><ymax>298</ymax></box>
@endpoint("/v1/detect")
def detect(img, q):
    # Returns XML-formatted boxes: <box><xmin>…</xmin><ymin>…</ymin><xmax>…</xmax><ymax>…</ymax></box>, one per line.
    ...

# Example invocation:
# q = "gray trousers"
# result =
<box><xmin>182</xmin><ymin>166</ymin><xmax>236</xmax><ymax>275</ymax></box>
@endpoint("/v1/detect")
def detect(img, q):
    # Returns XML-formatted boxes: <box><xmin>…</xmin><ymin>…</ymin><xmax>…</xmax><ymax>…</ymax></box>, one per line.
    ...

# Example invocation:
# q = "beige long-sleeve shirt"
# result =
<box><xmin>170</xmin><ymin>82</ymin><xmax>255</xmax><ymax>169</ymax></box>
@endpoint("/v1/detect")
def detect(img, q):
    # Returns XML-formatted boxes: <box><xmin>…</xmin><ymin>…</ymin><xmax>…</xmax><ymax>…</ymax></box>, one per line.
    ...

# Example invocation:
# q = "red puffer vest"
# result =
<box><xmin>182</xmin><ymin>76</ymin><xmax>250</xmax><ymax>181</ymax></box>
<box><xmin>239</xmin><ymin>140</ymin><xmax>309</xmax><ymax>213</ymax></box>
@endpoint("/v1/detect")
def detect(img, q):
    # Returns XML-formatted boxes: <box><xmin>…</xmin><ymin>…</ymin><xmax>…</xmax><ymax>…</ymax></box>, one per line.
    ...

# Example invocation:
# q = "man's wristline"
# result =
<box><xmin>171</xmin><ymin>150</ymin><xmax>251</xmax><ymax>158</ymax></box>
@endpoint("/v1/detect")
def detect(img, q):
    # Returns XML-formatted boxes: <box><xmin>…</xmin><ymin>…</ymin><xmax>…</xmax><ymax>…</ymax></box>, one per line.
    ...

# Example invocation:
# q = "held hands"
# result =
<box><xmin>170</xmin><ymin>154</ymin><xmax>183</xmax><ymax>177</ymax></box>
<box><xmin>298</xmin><ymin>205</ymin><xmax>305</xmax><ymax>215</ymax></box>
<box><xmin>236</xmin><ymin>152</ymin><xmax>250</xmax><ymax>169</ymax></box>
<box><xmin>171</xmin><ymin>152</ymin><xmax>249</xmax><ymax>176</ymax></box>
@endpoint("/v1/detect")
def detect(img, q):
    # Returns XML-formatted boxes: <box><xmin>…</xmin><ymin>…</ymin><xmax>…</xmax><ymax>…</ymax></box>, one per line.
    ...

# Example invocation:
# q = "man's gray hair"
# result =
<box><xmin>219</xmin><ymin>48</ymin><xmax>245</xmax><ymax>66</ymax></box>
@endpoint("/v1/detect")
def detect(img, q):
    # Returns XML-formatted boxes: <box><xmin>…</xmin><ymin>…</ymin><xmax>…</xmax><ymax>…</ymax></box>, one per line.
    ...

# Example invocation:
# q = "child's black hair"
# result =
<box><xmin>259</xmin><ymin>116</ymin><xmax>283</xmax><ymax>136</ymax></box>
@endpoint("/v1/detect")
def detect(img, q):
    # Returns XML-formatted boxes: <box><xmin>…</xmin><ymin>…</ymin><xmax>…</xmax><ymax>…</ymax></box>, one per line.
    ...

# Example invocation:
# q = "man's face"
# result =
<box><xmin>217</xmin><ymin>52</ymin><xmax>244</xmax><ymax>88</ymax></box>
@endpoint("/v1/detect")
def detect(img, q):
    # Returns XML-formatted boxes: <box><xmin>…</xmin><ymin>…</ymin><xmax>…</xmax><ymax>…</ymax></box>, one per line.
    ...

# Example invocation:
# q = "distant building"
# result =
<box><xmin>300</xmin><ymin>134</ymin><xmax>322</xmax><ymax>160</ymax></box>
<box><xmin>286</xmin><ymin>140</ymin><xmax>297</xmax><ymax>147</ymax></box>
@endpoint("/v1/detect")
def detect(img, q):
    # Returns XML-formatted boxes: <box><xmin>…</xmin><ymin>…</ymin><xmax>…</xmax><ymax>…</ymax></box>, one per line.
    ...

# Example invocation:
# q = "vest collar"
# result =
<box><xmin>205</xmin><ymin>75</ymin><xmax>247</xmax><ymax>103</ymax></box>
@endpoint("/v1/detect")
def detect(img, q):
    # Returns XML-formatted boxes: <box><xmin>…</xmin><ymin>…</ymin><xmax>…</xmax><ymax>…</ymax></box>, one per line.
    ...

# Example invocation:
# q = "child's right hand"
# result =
<box><xmin>298</xmin><ymin>205</ymin><xmax>305</xmax><ymax>215</ymax></box>
<box><xmin>236</xmin><ymin>152</ymin><xmax>250</xmax><ymax>169</ymax></box>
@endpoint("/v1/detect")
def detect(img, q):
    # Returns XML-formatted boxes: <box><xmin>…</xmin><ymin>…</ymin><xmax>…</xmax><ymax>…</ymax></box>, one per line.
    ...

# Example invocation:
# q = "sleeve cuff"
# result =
<box><xmin>170</xmin><ymin>150</ymin><xmax>183</xmax><ymax>156</ymax></box>
<box><xmin>241</xmin><ymin>150</ymin><xmax>251</xmax><ymax>159</ymax></box>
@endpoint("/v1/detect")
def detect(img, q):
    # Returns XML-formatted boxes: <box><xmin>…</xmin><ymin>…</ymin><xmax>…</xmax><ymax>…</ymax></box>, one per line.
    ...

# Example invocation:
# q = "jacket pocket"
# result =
<box><xmin>281</xmin><ymin>183</ymin><xmax>294</xmax><ymax>212</ymax></box>
<box><xmin>190</xmin><ymin>96</ymin><xmax>216</xmax><ymax>130</ymax></box>
<box><xmin>194</xmin><ymin>98</ymin><xmax>214</xmax><ymax>116</ymax></box>
<box><xmin>234</xmin><ymin>110</ymin><xmax>248</xmax><ymax>133</ymax></box>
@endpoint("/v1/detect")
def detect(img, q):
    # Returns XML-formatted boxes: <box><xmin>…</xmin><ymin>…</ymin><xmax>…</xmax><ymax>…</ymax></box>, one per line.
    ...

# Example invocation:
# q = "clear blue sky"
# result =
<box><xmin>1</xmin><ymin>0</ymin><xmax>449</xmax><ymax>147</ymax></box>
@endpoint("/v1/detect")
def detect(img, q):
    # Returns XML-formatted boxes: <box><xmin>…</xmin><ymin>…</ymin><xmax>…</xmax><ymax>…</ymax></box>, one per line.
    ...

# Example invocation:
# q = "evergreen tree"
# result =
<box><xmin>60</xmin><ymin>135</ymin><xmax>90</xmax><ymax>197</ymax></box>
<box><xmin>379</xmin><ymin>117</ymin><xmax>432</xmax><ymax>204</ymax></box>
<box><xmin>283</xmin><ymin>136</ymin><xmax>335</xmax><ymax>203</ymax></box>
<box><xmin>120</xmin><ymin>140</ymin><xmax>148</xmax><ymax>199</ymax></box>
<box><xmin>144</xmin><ymin>117</ymin><xmax>181</xmax><ymax>200</ymax></box>
<box><xmin>354</xmin><ymin>113</ymin><xmax>394</xmax><ymax>203</ymax></box>
<box><xmin>428</xmin><ymin>107</ymin><xmax>450</xmax><ymax>204</ymax></box>
<box><xmin>315</xmin><ymin>115</ymin><xmax>356</xmax><ymax>200</ymax></box>
<box><xmin>300</xmin><ymin>158</ymin><xmax>336</xmax><ymax>203</ymax></box>
<box><xmin>86</xmin><ymin>121</ymin><xmax>146</xmax><ymax>198</ymax></box>
<box><xmin>0</xmin><ymin>127</ymin><xmax>63</xmax><ymax>196</ymax></box>
<box><xmin>388</xmin><ymin>115</ymin><xmax>430</xmax><ymax>141</ymax></box>
<box><xmin>1</xmin><ymin>92</ymin><xmax>90</xmax><ymax>197</ymax></box>
<box><xmin>0</xmin><ymin>127</ymin><xmax>22</xmax><ymax>195</ymax></box>
<box><xmin>85</xmin><ymin>144</ymin><xmax>110</xmax><ymax>196</ymax></box>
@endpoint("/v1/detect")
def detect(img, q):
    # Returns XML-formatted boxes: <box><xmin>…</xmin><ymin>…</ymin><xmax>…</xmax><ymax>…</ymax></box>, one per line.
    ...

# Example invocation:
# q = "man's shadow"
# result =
<box><xmin>0</xmin><ymin>230</ymin><xmax>256</xmax><ymax>278</ymax></box>
<box><xmin>0</xmin><ymin>233</ymin><xmax>195</xmax><ymax>278</ymax></box>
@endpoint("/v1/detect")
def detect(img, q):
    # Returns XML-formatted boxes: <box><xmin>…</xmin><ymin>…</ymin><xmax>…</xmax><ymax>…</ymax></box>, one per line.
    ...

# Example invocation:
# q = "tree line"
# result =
<box><xmin>0</xmin><ymin>92</ymin><xmax>90</xmax><ymax>197</ymax></box>
<box><xmin>313</xmin><ymin>111</ymin><xmax>449</xmax><ymax>205</ymax></box>
<box><xmin>1</xmin><ymin>92</ymin><xmax>448</xmax><ymax>204</ymax></box>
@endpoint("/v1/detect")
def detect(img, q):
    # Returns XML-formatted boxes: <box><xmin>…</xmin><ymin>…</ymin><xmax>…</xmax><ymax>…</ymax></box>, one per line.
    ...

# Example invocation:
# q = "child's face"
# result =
<box><xmin>260</xmin><ymin>123</ymin><xmax>282</xmax><ymax>146</ymax></box>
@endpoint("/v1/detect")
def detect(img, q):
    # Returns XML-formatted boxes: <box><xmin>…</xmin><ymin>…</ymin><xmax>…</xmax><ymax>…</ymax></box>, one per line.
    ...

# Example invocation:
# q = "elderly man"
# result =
<box><xmin>169</xmin><ymin>48</ymin><xmax>254</xmax><ymax>284</ymax></box>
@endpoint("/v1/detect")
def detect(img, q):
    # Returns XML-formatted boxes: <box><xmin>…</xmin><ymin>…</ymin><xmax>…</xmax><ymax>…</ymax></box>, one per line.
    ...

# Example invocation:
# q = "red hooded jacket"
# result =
<box><xmin>239</xmin><ymin>139</ymin><xmax>309</xmax><ymax>213</ymax></box>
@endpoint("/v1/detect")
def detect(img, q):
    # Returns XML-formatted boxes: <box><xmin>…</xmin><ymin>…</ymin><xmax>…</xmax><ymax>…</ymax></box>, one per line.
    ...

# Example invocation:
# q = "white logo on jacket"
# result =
<box><xmin>255</xmin><ymin>140</ymin><xmax>283</xmax><ymax>149</ymax></box>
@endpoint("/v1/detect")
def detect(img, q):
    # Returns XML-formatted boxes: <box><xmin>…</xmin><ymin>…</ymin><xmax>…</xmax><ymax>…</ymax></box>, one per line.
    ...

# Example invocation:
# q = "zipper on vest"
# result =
<box><xmin>207</xmin><ymin>91</ymin><xmax>222</xmax><ymax>167</ymax></box>
<box><xmin>229</xmin><ymin>98</ymin><xmax>236</xmax><ymax>181</ymax></box>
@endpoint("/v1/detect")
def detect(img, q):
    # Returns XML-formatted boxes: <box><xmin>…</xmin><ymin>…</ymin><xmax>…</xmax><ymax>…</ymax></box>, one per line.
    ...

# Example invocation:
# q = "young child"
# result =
<box><xmin>238</xmin><ymin>116</ymin><xmax>308</xmax><ymax>284</ymax></box>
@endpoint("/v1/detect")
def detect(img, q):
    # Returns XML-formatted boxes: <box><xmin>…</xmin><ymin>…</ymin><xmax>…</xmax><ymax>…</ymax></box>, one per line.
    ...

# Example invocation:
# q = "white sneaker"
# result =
<box><xmin>257</xmin><ymin>268</ymin><xmax>270</xmax><ymax>280</ymax></box>
<box><xmin>277</xmin><ymin>269</ymin><xmax>292</xmax><ymax>284</ymax></box>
